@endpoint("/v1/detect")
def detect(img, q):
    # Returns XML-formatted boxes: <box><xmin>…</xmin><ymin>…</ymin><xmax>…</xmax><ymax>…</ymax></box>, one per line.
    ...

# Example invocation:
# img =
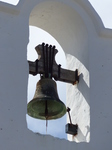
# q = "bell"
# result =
<box><xmin>27</xmin><ymin>78</ymin><xmax>66</xmax><ymax>120</ymax></box>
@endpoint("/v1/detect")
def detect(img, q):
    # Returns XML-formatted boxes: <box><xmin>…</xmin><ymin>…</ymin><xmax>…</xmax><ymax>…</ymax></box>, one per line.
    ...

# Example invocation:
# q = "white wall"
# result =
<box><xmin>0</xmin><ymin>0</ymin><xmax>112</xmax><ymax>149</ymax></box>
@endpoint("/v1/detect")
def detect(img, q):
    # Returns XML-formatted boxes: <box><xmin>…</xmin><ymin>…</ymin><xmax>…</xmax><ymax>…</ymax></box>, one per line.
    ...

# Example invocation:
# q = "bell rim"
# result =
<box><xmin>27</xmin><ymin>97</ymin><xmax>66</xmax><ymax>120</ymax></box>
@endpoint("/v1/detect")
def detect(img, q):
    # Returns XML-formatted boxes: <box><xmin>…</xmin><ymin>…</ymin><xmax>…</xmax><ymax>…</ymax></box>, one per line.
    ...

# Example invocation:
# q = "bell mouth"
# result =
<box><xmin>27</xmin><ymin>98</ymin><xmax>66</xmax><ymax>120</ymax></box>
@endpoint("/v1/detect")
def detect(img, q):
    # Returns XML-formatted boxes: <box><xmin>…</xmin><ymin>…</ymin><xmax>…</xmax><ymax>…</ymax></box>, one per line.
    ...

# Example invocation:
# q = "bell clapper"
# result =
<box><xmin>46</xmin><ymin>119</ymin><xmax>48</xmax><ymax>134</ymax></box>
<box><xmin>45</xmin><ymin>100</ymin><xmax>48</xmax><ymax>133</ymax></box>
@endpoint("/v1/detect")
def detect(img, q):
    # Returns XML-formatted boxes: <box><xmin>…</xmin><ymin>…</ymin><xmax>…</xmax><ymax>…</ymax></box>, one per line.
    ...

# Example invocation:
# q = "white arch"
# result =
<box><xmin>28</xmin><ymin>1</ymin><xmax>90</xmax><ymax>142</ymax></box>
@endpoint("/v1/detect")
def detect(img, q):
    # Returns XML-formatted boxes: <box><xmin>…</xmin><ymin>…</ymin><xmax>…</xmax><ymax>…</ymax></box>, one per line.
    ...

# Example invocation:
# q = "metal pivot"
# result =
<box><xmin>67</xmin><ymin>107</ymin><xmax>72</xmax><ymax>124</ymax></box>
<box><xmin>65</xmin><ymin>107</ymin><xmax>78</xmax><ymax>136</ymax></box>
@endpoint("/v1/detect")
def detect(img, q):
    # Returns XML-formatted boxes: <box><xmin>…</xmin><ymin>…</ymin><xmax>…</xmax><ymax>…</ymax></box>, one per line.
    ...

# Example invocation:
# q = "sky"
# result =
<box><xmin>1</xmin><ymin>0</ymin><xmax>112</xmax><ymax>140</ymax></box>
<box><xmin>88</xmin><ymin>0</ymin><xmax>112</xmax><ymax>28</ymax></box>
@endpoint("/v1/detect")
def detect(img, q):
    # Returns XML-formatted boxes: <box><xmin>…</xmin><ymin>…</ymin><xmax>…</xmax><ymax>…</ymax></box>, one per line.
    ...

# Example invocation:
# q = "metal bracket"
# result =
<box><xmin>28</xmin><ymin>43</ymin><xmax>79</xmax><ymax>84</ymax></box>
<box><xmin>65</xmin><ymin>107</ymin><xmax>78</xmax><ymax>135</ymax></box>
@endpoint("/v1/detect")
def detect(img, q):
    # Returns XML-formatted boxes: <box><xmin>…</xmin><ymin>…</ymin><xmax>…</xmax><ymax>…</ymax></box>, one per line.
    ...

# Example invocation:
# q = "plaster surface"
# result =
<box><xmin>0</xmin><ymin>0</ymin><xmax>112</xmax><ymax>149</ymax></box>
<box><xmin>0</xmin><ymin>0</ymin><xmax>19</xmax><ymax>5</ymax></box>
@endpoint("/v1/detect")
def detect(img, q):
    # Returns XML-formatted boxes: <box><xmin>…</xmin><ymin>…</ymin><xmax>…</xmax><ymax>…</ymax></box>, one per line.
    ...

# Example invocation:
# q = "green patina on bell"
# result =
<box><xmin>27</xmin><ymin>78</ymin><xmax>66</xmax><ymax>120</ymax></box>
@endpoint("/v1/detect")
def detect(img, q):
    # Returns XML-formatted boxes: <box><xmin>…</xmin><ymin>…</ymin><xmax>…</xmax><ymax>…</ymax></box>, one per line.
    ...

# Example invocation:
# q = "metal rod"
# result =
<box><xmin>45</xmin><ymin>44</ymin><xmax>48</xmax><ymax>78</ymax></box>
<box><xmin>45</xmin><ymin>100</ymin><xmax>48</xmax><ymax>133</ymax></box>
<box><xmin>58</xmin><ymin>64</ymin><xmax>61</xmax><ymax>78</ymax></box>
<box><xmin>42</xmin><ymin>43</ymin><xmax>45</xmax><ymax>77</ymax></box>
<box><xmin>67</xmin><ymin>107</ymin><xmax>72</xmax><ymax>124</ymax></box>
<box><xmin>50</xmin><ymin>46</ymin><xmax>55</xmax><ymax>78</ymax></box>
<box><xmin>49</xmin><ymin>45</ymin><xmax>52</xmax><ymax>78</ymax></box>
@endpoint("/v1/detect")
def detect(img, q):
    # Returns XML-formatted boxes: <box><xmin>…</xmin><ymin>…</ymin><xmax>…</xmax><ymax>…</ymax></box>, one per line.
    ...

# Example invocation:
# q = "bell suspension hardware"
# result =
<box><xmin>28</xmin><ymin>43</ymin><xmax>79</xmax><ymax>84</ymax></box>
<box><xmin>66</xmin><ymin>107</ymin><xmax>78</xmax><ymax>136</ymax></box>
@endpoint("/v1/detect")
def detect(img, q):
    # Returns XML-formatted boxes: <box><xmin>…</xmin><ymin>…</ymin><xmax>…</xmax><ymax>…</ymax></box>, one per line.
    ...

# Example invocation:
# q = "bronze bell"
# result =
<box><xmin>27</xmin><ymin>78</ymin><xmax>66</xmax><ymax>120</ymax></box>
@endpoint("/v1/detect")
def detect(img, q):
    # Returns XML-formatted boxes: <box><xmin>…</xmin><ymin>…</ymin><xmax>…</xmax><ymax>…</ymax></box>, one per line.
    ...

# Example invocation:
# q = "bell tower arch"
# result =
<box><xmin>29</xmin><ymin>1</ymin><xmax>90</xmax><ymax>142</ymax></box>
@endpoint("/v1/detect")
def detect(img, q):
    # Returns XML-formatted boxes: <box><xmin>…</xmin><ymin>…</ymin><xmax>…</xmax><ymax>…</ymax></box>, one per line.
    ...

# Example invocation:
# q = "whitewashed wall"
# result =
<box><xmin>0</xmin><ymin>0</ymin><xmax>112</xmax><ymax>149</ymax></box>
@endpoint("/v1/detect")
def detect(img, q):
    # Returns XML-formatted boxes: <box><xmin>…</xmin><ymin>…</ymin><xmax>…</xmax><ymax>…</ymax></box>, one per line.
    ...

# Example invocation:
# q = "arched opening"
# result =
<box><xmin>28</xmin><ymin>1</ymin><xmax>90</xmax><ymax>143</ymax></box>
<box><xmin>27</xmin><ymin>26</ymin><xmax>67</xmax><ymax>139</ymax></box>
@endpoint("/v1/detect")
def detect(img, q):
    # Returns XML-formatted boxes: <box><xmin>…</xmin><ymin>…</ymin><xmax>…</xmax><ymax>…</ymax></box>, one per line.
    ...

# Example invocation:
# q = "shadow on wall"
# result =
<box><xmin>78</xmin><ymin>73</ymin><xmax>90</xmax><ymax>106</ymax></box>
<box><xmin>66</xmin><ymin>54</ymin><xmax>90</xmax><ymax>143</ymax></box>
